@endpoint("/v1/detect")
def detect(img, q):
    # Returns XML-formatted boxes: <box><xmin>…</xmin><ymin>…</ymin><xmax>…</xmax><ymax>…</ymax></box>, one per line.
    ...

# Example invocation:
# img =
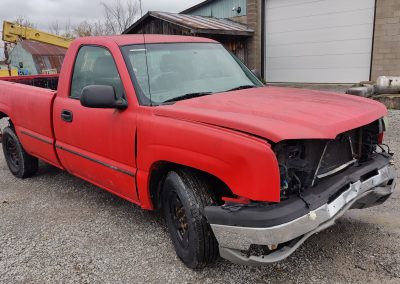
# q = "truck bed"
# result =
<box><xmin>0</xmin><ymin>74</ymin><xmax>59</xmax><ymax>90</ymax></box>
<box><xmin>0</xmin><ymin>77</ymin><xmax>61</xmax><ymax>167</ymax></box>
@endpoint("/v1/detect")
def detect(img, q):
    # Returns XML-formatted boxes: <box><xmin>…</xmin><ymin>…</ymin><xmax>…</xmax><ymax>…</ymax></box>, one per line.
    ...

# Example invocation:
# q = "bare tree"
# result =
<box><xmin>91</xmin><ymin>20</ymin><xmax>107</xmax><ymax>36</ymax></box>
<box><xmin>62</xmin><ymin>19</ymin><xmax>75</xmax><ymax>40</ymax></box>
<box><xmin>8</xmin><ymin>1</ymin><xmax>139</xmax><ymax>42</ymax></box>
<box><xmin>73</xmin><ymin>21</ymin><xmax>94</xmax><ymax>37</ymax></box>
<box><xmin>101</xmin><ymin>0</ymin><xmax>139</xmax><ymax>35</ymax></box>
<box><xmin>48</xmin><ymin>20</ymin><xmax>61</xmax><ymax>35</ymax></box>
<box><xmin>13</xmin><ymin>16</ymin><xmax>36</xmax><ymax>28</ymax></box>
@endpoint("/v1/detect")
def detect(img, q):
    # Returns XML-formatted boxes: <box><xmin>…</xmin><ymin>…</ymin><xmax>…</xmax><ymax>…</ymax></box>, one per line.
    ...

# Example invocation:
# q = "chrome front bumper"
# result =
<box><xmin>210</xmin><ymin>164</ymin><xmax>397</xmax><ymax>266</ymax></box>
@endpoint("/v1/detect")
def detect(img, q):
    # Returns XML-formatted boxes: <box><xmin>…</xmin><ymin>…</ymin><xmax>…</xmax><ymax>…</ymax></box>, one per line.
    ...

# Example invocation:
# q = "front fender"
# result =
<box><xmin>137</xmin><ymin>114</ymin><xmax>280</xmax><ymax>209</ymax></box>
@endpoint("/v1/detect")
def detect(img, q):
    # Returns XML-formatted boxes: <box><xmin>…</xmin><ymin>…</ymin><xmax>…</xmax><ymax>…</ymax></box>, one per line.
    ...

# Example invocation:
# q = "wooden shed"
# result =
<box><xmin>123</xmin><ymin>11</ymin><xmax>254</xmax><ymax>65</ymax></box>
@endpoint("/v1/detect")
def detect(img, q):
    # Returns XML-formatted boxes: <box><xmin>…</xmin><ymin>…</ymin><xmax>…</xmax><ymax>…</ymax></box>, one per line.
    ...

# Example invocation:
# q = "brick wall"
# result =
<box><xmin>371</xmin><ymin>0</ymin><xmax>400</xmax><ymax>80</ymax></box>
<box><xmin>230</xmin><ymin>15</ymin><xmax>248</xmax><ymax>25</ymax></box>
<box><xmin>246</xmin><ymin>0</ymin><xmax>262</xmax><ymax>73</ymax></box>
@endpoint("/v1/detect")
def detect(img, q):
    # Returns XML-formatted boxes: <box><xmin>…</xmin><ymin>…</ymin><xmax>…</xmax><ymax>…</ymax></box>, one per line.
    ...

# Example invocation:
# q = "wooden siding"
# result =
<box><xmin>134</xmin><ymin>17</ymin><xmax>249</xmax><ymax>64</ymax></box>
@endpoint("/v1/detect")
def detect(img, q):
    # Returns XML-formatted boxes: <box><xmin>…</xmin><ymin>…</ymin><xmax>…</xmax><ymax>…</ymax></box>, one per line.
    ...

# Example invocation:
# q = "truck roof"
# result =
<box><xmin>75</xmin><ymin>35</ymin><xmax>217</xmax><ymax>46</ymax></box>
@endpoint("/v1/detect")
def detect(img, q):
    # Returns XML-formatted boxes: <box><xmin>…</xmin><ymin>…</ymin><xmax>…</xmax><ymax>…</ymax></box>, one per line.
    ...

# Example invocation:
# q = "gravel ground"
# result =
<box><xmin>0</xmin><ymin>101</ymin><xmax>399</xmax><ymax>283</ymax></box>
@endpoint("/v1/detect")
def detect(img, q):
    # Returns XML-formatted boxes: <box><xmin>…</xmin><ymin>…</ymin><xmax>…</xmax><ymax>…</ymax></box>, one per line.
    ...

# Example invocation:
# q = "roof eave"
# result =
<box><xmin>123</xmin><ymin>11</ymin><xmax>151</xmax><ymax>34</ymax></box>
<box><xmin>123</xmin><ymin>11</ymin><xmax>254</xmax><ymax>37</ymax></box>
<box><xmin>193</xmin><ymin>29</ymin><xmax>254</xmax><ymax>36</ymax></box>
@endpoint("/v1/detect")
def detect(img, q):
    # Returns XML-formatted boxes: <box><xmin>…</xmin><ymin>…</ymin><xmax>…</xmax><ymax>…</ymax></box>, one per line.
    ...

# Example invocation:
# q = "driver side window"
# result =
<box><xmin>70</xmin><ymin>46</ymin><xmax>124</xmax><ymax>99</ymax></box>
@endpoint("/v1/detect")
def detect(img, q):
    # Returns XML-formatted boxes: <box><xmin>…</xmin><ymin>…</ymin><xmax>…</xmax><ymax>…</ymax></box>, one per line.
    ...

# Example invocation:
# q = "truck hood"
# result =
<box><xmin>154</xmin><ymin>87</ymin><xmax>387</xmax><ymax>142</ymax></box>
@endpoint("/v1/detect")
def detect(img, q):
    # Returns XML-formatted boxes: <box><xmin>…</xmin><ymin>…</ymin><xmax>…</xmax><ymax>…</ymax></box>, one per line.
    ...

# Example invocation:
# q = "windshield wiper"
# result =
<box><xmin>226</xmin><ymin>85</ymin><xmax>256</xmax><ymax>92</ymax></box>
<box><xmin>163</xmin><ymin>92</ymin><xmax>213</xmax><ymax>103</ymax></box>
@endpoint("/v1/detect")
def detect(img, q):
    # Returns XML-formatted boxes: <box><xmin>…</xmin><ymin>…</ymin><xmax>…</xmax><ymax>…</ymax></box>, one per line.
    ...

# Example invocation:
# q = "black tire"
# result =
<box><xmin>2</xmin><ymin>127</ymin><xmax>38</xmax><ymax>178</ymax></box>
<box><xmin>162</xmin><ymin>169</ymin><xmax>219</xmax><ymax>269</ymax></box>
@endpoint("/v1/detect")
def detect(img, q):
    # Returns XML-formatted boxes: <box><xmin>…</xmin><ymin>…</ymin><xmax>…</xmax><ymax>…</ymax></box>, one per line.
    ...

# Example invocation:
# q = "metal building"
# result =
<box><xmin>8</xmin><ymin>40</ymin><xmax>67</xmax><ymax>75</ymax></box>
<box><xmin>124</xmin><ymin>0</ymin><xmax>400</xmax><ymax>84</ymax></box>
<box><xmin>123</xmin><ymin>11</ymin><xmax>253</xmax><ymax>65</ymax></box>
<box><xmin>183</xmin><ymin>0</ymin><xmax>377</xmax><ymax>83</ymax></box>
<box><xmin>183</xmin><ymin>0</ymin><xmax>247</xmax><ymax>19</ymax></box>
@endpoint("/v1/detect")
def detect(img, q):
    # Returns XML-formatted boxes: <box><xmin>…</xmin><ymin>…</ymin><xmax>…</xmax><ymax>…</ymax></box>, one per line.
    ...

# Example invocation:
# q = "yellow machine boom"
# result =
<box><xmin>2</xmin><ymin>21</ymin><xmax>72</xmax><ymax>48</ymax></box>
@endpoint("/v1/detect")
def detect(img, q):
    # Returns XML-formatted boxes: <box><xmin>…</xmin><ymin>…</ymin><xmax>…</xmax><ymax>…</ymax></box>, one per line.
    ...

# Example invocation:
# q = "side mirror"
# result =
<box><xmin>251</xmin><ymin>69</ymin><xmax>262</xmax><ymax>80</ymax></box>
<box><xmin>80</xmin><ymin>85</ymin><xmax>127</xmax><ymax>110</ymax></box>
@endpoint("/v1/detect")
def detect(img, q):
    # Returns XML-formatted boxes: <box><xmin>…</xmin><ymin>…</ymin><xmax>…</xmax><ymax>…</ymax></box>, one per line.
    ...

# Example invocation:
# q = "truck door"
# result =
<box><xmin>53</xmin><ymin>45</ymin><xmax>138</xmax><ymax>203</ymax></box>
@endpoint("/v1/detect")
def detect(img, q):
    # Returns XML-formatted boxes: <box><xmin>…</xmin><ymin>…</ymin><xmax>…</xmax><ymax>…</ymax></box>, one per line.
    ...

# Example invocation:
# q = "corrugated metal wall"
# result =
<box><xmin>8</xmin><ymin>44</ymin><xmax>38</xmax><ymax>74</ymax></box>
<box><xmin>8</xmin><ymin>42</ymin><xmax>65</xmax><ymax>75</ymax></box>
<box><xmin>32</xmin><ymin>55</ymin><xmax>64</xmax><ymax>74</ymax></box>
<box><xmin>188</xmin><ymin>0</ymin><xmax>247</xmax><ymax>18</ymax></box>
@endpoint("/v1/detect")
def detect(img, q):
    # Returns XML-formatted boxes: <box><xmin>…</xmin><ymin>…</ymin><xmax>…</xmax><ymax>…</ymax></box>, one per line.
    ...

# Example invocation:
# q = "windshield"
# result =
<box><xmin>121</xmin><ymin>43</ymin><xmax>263</xmax><ymax>105</ymax></box>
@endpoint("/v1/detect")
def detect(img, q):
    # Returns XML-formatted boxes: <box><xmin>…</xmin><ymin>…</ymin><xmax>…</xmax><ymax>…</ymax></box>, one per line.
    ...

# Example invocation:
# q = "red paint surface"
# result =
<box><xmin>1</xmin><ymin>74</ymin><xmax>59</xmax><ymax>81</ymax></box>
<box><xmin>0</xmin><ymin>35</ymin><xmax>388</xmax><ymax>209</ymax></box>
<box><xmin>155</xmin><ymin>87</ymin><xmax>387</xmax><ymax>143</ymax></box>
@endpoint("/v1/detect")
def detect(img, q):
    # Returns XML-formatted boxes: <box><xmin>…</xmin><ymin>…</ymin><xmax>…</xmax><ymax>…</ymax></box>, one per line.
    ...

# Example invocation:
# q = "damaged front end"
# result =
<box><xmin>275</xmin><ymin>118</ymin><xmax>389</xmax><ymax>201</ymax></box>
<box><xmin>205</xmin><ymin>118</ymin><xmax>397</xmax><ymax>265</ymax></box>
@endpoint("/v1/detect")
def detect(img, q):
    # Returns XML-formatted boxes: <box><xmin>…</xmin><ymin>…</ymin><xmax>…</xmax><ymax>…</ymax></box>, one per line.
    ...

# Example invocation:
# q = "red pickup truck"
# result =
<box><xmin>0</xmin><ymin>35</ymin><xmax>396</xmax><ymax>268</ymax></box>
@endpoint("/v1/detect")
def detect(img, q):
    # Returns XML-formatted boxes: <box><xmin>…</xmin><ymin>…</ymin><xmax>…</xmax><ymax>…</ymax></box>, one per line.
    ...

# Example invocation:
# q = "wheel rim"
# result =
<box><xmin>169</xmin><ymin>192</ymin><xmax>189</xmax><ymax>249</ymax></box>
<box><xmin>4</xmin><ymin>136</ymin><xmax>20</xmax><ymax>171</ymax></box>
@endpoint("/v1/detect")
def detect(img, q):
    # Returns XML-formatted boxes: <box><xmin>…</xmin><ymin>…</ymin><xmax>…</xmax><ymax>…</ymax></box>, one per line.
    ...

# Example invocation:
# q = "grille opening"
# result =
<box><xmin>328</xmin><ymin>184</ymin><xmax>350</xmax><ymax>204</ymax></box>
<box><xmin>360</xmin><ymin>169</ymin><xmax>379</xmax><ymax>182</ymax></box>
<box><xmin>274</xmin><ymin>119</ymin><xmax>381</xmax><ymax>197</ymax></box>
<box><xmin>317</xmin><ymin>137</ymin><xmax>354</xmax><ymax>178</ymax></box>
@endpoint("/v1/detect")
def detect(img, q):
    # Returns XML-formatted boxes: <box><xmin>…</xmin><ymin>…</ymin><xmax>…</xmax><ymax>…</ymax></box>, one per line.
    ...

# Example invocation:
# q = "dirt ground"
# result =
<box><xmin>0</xmin><ymin>92</ymin><xmax>399</xmax><ymax>283</ymax></box>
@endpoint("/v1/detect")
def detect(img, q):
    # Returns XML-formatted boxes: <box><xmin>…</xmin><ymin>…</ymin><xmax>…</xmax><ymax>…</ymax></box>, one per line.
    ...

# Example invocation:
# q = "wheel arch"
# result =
<box><xmin>0</xmin><ymin>111</ymin><xmax>14</xmax><ymax>129</ymax></box>
<box><xmin>0</xmin><ymin>111</ymin><xmax>9</xmax><ymax>120</ymax></box>
<box><xmin>0</xmin><ymin>108</ymin><xmax>15</xmax><ymax>126</ymax></box>
<box><xmin>148</xmin><ymin>160</ymin><xmax>234</xmax><ymax>210</ymax></box>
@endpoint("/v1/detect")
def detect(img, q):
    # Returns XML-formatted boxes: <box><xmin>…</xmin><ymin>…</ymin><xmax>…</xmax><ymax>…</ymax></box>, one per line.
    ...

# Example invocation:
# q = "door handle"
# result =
<box><xmin>61</xmin><ymin>109</ymin><xmax>73</xmax><ymax>122</ymax></box>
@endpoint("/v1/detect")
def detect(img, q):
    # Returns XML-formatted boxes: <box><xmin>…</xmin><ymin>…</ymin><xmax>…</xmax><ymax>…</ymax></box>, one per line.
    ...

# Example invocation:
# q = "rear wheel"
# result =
<box><xmin>162</xmin><ymin>169</ymin><xmax>219</xmax><ymax>269</ymax></box>
<box><xmin>2</xmin><ymin>127</ymin><xmax>38</xmax><ymax>178</ymax></box>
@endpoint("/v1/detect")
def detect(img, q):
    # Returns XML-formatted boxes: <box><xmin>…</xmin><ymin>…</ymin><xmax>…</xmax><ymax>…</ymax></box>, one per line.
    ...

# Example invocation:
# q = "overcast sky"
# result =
<box><xmin>0</xmin><ymin>0</ymin><xmax>203</xmax><ymax>60</ymax></box>
<box><xmin>0</xmin><ymin>0</ymin><xmax>202</xmax><ymax>30</ymax></box>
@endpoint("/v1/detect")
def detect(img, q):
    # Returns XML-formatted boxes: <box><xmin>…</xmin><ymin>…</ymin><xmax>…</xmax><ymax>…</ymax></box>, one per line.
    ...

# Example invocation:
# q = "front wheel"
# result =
<box><xmin>2</xmin><ymin>127</ymin><xmax>38</xmax><ymax>178</ymax></box>
<box><xmin>162</xmin><ymin>169</ymin><xmax>219</xmax><ymax>269</ymax></box>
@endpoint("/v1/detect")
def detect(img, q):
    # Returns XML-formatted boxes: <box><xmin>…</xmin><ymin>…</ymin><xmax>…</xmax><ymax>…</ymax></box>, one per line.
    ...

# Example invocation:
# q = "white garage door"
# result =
<box><xmin>264</xmin><ymin>0</ymin><xmax>375</xmax><ymax>83</ymax></box>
